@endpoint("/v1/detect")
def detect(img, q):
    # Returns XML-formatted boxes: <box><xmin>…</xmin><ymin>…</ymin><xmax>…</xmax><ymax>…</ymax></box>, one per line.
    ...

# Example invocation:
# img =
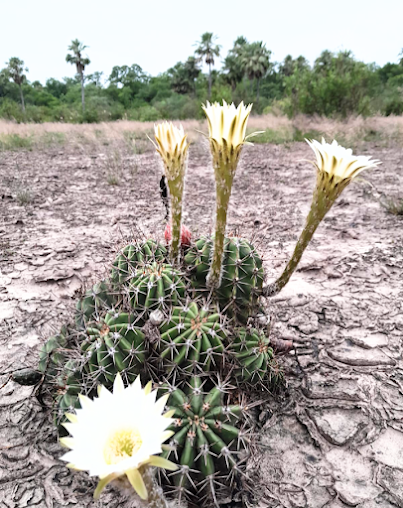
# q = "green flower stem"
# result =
<box><xmin>264</xmin><ymin>172</ymin><xmax>349</xmax><ymax>297</ymax></box>
<box><xmin>140</xmin><ymin>465</ymin><xmax>169</xmax><ymax>508</ymax></box>
<box><xmin>207</xmin><ymin>160</ymin><xmax>236</xmax><ymax>288</ymax></box>
<box><xmin>166</xmin><ymin>164</ymin><xmax>185</xmax><ymax>264</ymax></box>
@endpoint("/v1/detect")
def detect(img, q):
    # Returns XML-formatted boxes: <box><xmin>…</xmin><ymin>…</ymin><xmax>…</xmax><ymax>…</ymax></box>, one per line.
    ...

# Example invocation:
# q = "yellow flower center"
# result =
<box><xmin>103</xmin><ymin>427</ymin><xmax>142</xmax><ymax>465</ymax></box>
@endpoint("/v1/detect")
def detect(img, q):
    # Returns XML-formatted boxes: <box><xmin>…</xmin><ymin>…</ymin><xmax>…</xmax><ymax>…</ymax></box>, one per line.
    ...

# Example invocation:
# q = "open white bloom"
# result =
<box><xmin>306</xmin><ymin>138</ymin><xmax>380</xmax><ymax>181</ymax></box>
<box><xmin>202</xmin><ymin>100</ymin><xmax>253</xmax><ymax>150</ymax></box>
<box><xmin>153</xmin><ymin>122</ymin><xmax>189</xmax><ymax>166</ymax></box>
<box><xmin>60</xmin><ymin>374</ymin><xmax>176</xmax><ymax>500</ymax></box>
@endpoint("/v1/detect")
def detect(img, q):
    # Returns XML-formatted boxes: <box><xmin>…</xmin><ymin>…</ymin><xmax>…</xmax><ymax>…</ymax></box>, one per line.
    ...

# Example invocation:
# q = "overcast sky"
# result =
<box><xmin>1</xmin><ymin>0</ymin><xmax>402</xmax><ymax>84</ymax></box>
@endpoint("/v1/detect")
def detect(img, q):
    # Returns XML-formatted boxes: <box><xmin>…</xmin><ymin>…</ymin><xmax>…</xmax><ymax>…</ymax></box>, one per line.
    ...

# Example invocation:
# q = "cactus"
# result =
<box><xmin>38</xmin><ymin>325</ymin><xmax>70</xmax><ymax>377</ymax></box>
<box><xmin>75</xmin><ymin>280</ymin><xmax>117</xmax><ymax>329</ymax></box>
<box><xmin>111</xmin><ymin>239</ymin><xmax>167</xmax><ymax>285</ymax></box>
<box><xmin>81</xmin><ymin>311</ymin><xmax>146</xmax><ymax>385</ymax></box>
<box><xmin>229</xmin><ymin>328</ymin><xmax>281</xmax><ymax>385</ymax></box>
<box><xmin>53</xmin><ymin>359</ymin><xmax>83</xmax><ymax>432</ymax></box>
<box><xmin>160</xmin><ymin>377</ymin><xmax>247</xmax><ymax>504</ymax></box>
<box><xmin>157</xmin><ymin>302</ymin><xmax>226</xmax><ymax>374</ymax></box>
<box><xmin>185</xmin><ymin>236</ymin><xmax>264</xmax><ymax>320</ymax></box>
<box><xmin>129</xmin><ymin>262</ymin><xmax>186</xmax><ymax>312</ymax></box>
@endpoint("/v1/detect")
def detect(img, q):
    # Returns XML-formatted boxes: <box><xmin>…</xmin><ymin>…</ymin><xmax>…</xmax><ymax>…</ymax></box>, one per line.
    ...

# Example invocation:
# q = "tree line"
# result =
<box><xmin>1</xmin><ymin>33</ymin><xmax>403</xmax><ymax>123</ymax></box>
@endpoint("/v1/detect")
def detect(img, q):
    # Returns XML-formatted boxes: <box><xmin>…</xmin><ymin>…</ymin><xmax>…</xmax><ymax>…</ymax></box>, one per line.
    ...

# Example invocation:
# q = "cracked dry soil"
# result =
<box><xmin>0</xmin><ymin>139</ymin><xmax>402</xmax><ymax>508</ymax></box>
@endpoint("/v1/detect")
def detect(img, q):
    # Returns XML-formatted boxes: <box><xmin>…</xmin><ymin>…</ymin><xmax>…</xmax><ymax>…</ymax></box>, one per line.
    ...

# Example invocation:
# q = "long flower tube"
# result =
<box><xmin>202</xmin><ymin>100</ymin><xmax>253</xmax><ymax>288</ymax></box>
<box><xmin>59</xmin><ymin>373</ymin><xmax>177</xmax><ymax>502</ymax></box>
<box><xmin>152</xmin><ymin>122</ymin><xmax>189</xmax><ymax>263</ymax></box>
<box><xmin>264</xmin><ymin>138</ymin><xmax>380</xmax><ymax>297</ymax></box>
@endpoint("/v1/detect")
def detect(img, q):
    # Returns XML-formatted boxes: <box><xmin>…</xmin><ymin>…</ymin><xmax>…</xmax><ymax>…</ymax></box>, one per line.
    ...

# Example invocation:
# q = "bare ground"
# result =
<box><xmin>0</xmin><ymin>138</ymin><xmax>402</xmax><ymax>508</ymax></box>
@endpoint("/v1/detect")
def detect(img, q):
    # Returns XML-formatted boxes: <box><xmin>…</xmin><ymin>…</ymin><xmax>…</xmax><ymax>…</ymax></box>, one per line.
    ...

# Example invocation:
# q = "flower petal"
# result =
<box><xmin>126</xmin><ymin>468</ymin><xmax>148</xmax><ymax>500</ymax></box>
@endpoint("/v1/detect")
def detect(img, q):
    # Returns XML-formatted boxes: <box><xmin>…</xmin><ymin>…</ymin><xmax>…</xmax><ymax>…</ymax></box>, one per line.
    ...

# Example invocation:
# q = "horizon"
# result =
<box><xmin>1</xmin><ymin>0</ymin><xmax>402</xmax><ymax>85</ymax></box>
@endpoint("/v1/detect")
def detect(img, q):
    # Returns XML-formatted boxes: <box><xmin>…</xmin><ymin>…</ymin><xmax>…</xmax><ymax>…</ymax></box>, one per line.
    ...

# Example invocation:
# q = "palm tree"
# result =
<box><xmin>66</xmin><ymin>39</ymin><xmax>90</xmax><ymax>113</ymax></box>
<box><xmin>223</xmin><ymin>36</ymin><xmax>248</xmax><ymax>91</ymax></box>
<box><xmin>6</xmin><ymin>57</ymin><xmax>28</xmax><ymax>114</ymax></box>
<box><xmin>241</xmin><ymin>42</ymin><xmax>271</xmax><ymax>102</ymax></box>
<box><xmin>194</xmin><ymin>32</ymin><xmax>220</xmax><ymax>98</ymax></box>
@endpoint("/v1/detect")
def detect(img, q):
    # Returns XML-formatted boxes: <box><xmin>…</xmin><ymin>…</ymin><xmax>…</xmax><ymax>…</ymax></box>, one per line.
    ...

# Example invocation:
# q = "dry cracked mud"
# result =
<box><xmin>0</xmin><ymin>138</ymin><xmax>402</xmax><ymax>508</ymax></box>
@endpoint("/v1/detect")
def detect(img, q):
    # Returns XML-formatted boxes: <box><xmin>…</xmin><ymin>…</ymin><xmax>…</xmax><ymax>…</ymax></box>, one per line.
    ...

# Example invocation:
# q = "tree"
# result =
<box><xmin>194</xmin><ymin>32</ymin><xmax>220</xmax><ymax>98</ymax></box>
<box><xmin>241</xmin><ymin>42</ymin><xmax>272</xmax><ymax>102</ymax></box>
<box><xmin>66</xmin><ymin>39</ymin><xmax>90</xmax><ymax>113</ymax></box>
<box><xmin>279</xmin><ymin>55</ymin><xmax>309</xmax><ymax>78</ymax></box>
<box><xmin>86</xmin><ymin>71</ymin><xmax>104</xmax><ymax>87</ymax></box>
<box><xmin>168</xmin><ymin>57</ymin><xmax>200</xmax><ymax>95</ymax></box>
<box><xmin>6</xmin><ymin>57</ymin><xmax>28</xmax><ymax>114</ymax></box>
<box><xmin>223</xmin><ymin>36</ymin><xmax>248</xmax><ymax>90</ymax></box>
<box><xmin>108</xmin><ymin>64</ymin><xmax>147</xmax><ymax>89</ymax></box>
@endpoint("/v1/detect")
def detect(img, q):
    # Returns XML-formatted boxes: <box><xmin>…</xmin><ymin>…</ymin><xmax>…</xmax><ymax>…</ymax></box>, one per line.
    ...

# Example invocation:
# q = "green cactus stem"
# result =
<box><xmin>75</xmin><ymin>280</ymin><xmax>117</xmax><ymax>329</ymax></box>
<box><xmin>229</xmin><ymin>328</ymin><xmax>282</xmax><ymax>385</ymax></box>
<box><xmin>185</xmin><ymin>236</ymin><xmax>264</xmax><ymax>321</ymax></box>
<box><xmin>129</xmin><ymin>262</ymin><xmax>186</xmax><ymax>313</ymax></box>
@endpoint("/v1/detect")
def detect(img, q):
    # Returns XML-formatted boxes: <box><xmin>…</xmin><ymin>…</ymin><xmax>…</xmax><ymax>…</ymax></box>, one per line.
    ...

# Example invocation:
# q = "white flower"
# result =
<box><xmin>153</xmin><ymin>122</ymin><xmax>189</xmax><ymax>167</ymax></box>
<box><xmin>202</xmin><ymin>100</ymin><xmax>253</xmax><ymax>149</ymax></box>
<box><xmin>306</xmin><ymin>138</ymin><xmax>380</xmax><ymax>181</ymax></box>
<box><xmin>59</xmin><ymin>374</ymin><xmax>177</xmax><ymax>500</ymax></box>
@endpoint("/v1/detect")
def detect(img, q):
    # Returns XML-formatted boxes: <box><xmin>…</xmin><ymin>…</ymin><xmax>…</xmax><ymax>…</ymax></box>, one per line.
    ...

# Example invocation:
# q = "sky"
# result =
<box><xmin>1</xmin><ymin>0</ymin><xmax>402</xmax><ymax>84</ymax></box>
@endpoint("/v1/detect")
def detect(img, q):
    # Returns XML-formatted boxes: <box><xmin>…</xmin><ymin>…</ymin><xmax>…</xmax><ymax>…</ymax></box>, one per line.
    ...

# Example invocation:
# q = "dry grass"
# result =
<box><xmin>0</xmin><ymin>114</ymin><xmax>403</xmax><ymax>151</ymax></box>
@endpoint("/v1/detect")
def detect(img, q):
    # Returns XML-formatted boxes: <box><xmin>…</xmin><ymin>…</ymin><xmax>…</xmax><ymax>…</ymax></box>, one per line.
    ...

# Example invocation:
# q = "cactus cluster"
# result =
<box><xmin>14</xmin><ymin>104</ymin><xmax>379</xmax><ymax>507</ymax></box>
<box><xmin>34</xmin><ymin>232</ymin><xmax>277</xmax><ymax>504</ymax></box>
<box><xmin>31</xmin><ymin>106</ymin><xmax>365</xmax><ymax>508</ymax></box>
